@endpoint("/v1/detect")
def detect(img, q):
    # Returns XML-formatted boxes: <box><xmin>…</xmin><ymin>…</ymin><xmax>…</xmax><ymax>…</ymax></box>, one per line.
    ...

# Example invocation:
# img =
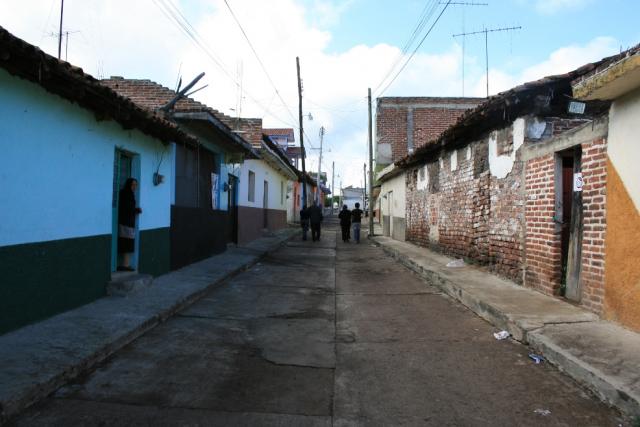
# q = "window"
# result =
<box><xmin>248</xmin><ymin>170</ymin><xmax>256</xmax><ymax>202</ymax></box>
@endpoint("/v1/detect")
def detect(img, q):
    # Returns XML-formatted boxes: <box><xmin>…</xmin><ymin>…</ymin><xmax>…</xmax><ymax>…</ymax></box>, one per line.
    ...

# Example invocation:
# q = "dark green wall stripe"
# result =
<box><xmin>138</xmin><ymin>227</ymin><xmax>171</xmax><ymax>277</ymax></box>
<box><xmin>0</xmin><ymin>235</ymin><xmax>110</xmax><ymax>334</ymax></box>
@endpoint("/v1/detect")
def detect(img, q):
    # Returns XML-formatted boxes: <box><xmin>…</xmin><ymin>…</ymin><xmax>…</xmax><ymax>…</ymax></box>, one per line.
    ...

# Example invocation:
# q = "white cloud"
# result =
<box><xmin>0</xmin><ymin>1</ymin><xmax>620</xmax><ymax>188</ymax></box>
<box><xmin>470</xmin><ymin>36</ymin><xmax>619</xmax><ymax>96</ymax></box>
<box><xmin>534</xmin><ymin>0</ymin><xmax>593</xmax><ymax>15</ymax></box>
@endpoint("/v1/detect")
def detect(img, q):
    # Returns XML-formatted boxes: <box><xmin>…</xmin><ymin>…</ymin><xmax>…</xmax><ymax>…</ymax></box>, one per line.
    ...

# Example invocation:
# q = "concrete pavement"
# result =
<box><xmin>9</xmin><ymin>221</ymin><xmax>628</xmax><ymax>426</ymax></box>
<box><xmin>0</xmin><ymin>227</ymin><xmax>299</xmax><ymax>425</ymax></box>
<box><xmin>370</xmin><ymin>229</ymin><xmax>640</xmax><ymax>419</ymax></box>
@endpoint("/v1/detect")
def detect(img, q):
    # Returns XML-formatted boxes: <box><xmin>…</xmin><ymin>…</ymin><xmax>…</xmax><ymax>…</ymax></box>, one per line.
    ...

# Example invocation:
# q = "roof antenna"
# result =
<box><xmin>161</xmin><ymin>72</ymin><xmax>205</xmax><ymax>112</ymax></box>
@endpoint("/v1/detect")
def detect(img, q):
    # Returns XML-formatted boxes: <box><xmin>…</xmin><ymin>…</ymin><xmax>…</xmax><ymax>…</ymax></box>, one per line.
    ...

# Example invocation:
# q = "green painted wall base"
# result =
<box><xmin>0</xmin><ymin>235</ymin><xmax>111</xmax><ymax>335</ymax></box>
<box><xmin>138</xmin><ymin>227</ymin><xmax>171</xmax><ymax>277</ymax></box>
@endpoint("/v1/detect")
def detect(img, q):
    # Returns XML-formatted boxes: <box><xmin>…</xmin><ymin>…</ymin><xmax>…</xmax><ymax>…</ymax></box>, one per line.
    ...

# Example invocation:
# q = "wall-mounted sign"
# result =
<box><xmin>573</xmin><ymin>172</ymin><xmax>583</xmax><ymax>192</ymax></box>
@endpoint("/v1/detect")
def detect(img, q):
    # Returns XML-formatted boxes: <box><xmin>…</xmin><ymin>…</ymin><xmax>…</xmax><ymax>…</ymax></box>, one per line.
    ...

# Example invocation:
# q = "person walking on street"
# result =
<box><xmin>300</xmin><ymin>205</ymin><xmax>310</xmax><ymax>241</ymax></box>
<box><xmin>351</xmin><ymin>202</ymin><xmax>363</xmax><ymax>244</ymax></box>
<box><xmin>338</xmin><ymin>204</ymin><xmax>351</xmax><ymax>243</ymax></box>
<box><xmin>308</xmin><ymin>202</ymin><xmax>324</xmax><ymax>242</ymax></box>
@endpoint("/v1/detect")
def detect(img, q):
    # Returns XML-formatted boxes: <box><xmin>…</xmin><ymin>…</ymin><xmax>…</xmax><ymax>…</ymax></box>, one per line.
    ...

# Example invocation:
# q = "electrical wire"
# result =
<box><xmin>372</xmin><ymin>0</ymin><xmax>439</xmax><ymax>94</ymax></box>
<box><xmin>222</xmin><ymin>0</ymin><xmax>299</xmax><ymax>126</ymax></box>
<box><xmin>376</xmin><ymin>0</ymin><xmax>453</xmax><ymax>97</ymax></box>
<box><xmin>152</xmin><ymin>0</ymin><xmax>298</xmax><ymax>127</ymax></box>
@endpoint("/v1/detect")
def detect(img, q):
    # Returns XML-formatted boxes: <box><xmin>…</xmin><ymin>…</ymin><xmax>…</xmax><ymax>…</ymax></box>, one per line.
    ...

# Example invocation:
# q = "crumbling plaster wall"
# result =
<box><xmin>405</xmin><ymin>118</ymin><xmax>527</xmax><ymax>282</ymax></box>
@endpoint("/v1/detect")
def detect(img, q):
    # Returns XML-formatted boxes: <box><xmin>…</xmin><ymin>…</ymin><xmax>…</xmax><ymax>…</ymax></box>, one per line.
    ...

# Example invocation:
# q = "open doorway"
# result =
<box><xmin>556</xmin><ymin>147</ymin><xmax>583</xmax><ymax>301</ymax></box>
<box><xmin>111</xmin><ymin>149</ymin><xmax>140</xmax><ymax>273</ymax></box>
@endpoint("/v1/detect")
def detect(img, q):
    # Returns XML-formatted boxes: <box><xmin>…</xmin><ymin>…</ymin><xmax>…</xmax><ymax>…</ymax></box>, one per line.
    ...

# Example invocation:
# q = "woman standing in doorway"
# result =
<box><xmin>118</xmin><ymin>178</ymin><xmax>142</xmax><ymax>271</ymax></box>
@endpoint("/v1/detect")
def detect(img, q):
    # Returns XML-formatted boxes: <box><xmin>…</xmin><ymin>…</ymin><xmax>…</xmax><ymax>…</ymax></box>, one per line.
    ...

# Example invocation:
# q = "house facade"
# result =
<box><xmin>375</xmin><ymin>96</ymin><xmax>482</xmax><ymax>241</ymax></box>
<box><xmin>231</xmin><ymin>120</ymin><xmax>299</xmax><ymax>244</ymax></box>
<box><xmin>380</xmin><ymin>47</ymin><xmax>638</xmax><ymax>326</ymax></box>
<box><xmin>571</xmin><ymin>48</ymin><xmax>640</xmax><ymax>331</ymax></box>
<box><xmin>101</xmin><ymin>78</ymin><xmax>257</xmax><ymax>268</ymax></box>
<box><xmin>0</xmin><ymin>28</ymin><xmax>197</xmax><ymax>333</ymax></box>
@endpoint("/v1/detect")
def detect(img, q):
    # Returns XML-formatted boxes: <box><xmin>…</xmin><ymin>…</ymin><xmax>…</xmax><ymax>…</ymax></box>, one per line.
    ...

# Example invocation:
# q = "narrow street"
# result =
<box><xmin>13</xmin><ymin>220</ymin><xmax>624</xmax><ymax>426</ymax></box>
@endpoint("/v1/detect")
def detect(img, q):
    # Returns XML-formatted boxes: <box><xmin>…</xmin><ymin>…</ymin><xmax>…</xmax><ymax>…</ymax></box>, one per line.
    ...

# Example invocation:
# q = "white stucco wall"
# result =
<box><xmin>608</xmin><ymin>89</ymin><xmax>640</xmax><ymax>210</ymax></box>
<box><xmin>380</xmin><ymin>172</ymin><xmax>407</xmax><ymax>219</ymax></box>
<box><xmin>0</xmin><ymin>69</ymin><xmax>172</xmax><ymax>247</ymax></box>
<box><xmin>238</xmin><ymin>159</ymin><xmax>289</xmax><ymax>211</ymax></box>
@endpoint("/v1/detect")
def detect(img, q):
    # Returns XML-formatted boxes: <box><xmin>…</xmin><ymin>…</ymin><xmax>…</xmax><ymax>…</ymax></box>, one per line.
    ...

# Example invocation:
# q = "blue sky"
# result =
<box><xmin>1</xmin><ymin>0</ymin><xmax>637</xmax><ymax>187</ymax></box>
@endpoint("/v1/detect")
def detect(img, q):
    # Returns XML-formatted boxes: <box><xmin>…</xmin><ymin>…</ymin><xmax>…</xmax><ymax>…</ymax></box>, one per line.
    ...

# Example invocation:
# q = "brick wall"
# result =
<box><xmin>579</xmin><ymin>137</ymin><xmax>608</xmax><ymax>313</ymax></box>
<box><xmin>376</xmin><ymin>97</ymin><xmax>483</xmax><ymax>165</ymax></box>
<box><xmin>524</xmin><ymin>137</ymin><xmax>608</xmax><ymax>313</ymax></box>
<box><xmin>524</xmin><ymin>153</ymin><xmax>561</xmax><ymax>294</ymax></box>
<box><xmin>405</xmin><ymin>129</ymin><xmax>524</xmax><ymax>283</ymax></box>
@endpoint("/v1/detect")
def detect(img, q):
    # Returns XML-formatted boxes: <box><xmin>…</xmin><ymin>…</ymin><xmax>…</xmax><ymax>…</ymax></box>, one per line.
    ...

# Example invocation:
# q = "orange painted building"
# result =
<box><xmin>573</xmin><ymin>48</ymin><xmax>640</xmax><ymax>332</ymax></box>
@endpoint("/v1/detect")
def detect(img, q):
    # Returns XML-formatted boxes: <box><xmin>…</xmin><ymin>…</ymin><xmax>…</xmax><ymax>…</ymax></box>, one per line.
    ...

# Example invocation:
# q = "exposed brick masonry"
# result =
<box><xmin>376</xmin><ymin>97</ymin><xmax>483</xmax><ymax>164</ymax></box>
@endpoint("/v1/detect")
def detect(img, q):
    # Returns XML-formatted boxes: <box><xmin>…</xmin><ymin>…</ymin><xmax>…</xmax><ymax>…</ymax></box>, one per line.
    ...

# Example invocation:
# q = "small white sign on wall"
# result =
<box><xmin>573</xmin><ymin>172</ymin><xmax>583</xmax><ymax>192</ymax></box>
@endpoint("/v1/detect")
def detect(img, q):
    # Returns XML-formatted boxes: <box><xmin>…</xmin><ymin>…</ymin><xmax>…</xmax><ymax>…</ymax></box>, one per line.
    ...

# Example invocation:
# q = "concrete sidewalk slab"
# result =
<box><xmin>529</xmin><ymin>322</ymin><xmax>640</xmax><ymax>417</ymax></box>
<box><xmin>371</xmin><ymin>235</ymin><xmax>597</xmax><ymax>343</ymax></box>
<box><xmin>0</xmin><ymin>227</ymin><xmax>298</xmax><ymax>424</ymax></box>
<box><xmin>370</xmin><ymin>233</ymin><xmax>640</xmax><ymax>418</ymax></box>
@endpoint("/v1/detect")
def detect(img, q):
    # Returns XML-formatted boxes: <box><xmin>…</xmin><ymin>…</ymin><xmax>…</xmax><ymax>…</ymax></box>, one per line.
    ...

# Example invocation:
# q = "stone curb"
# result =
<box><xmin>0</xmin><ymin>228</ymin><xmax>298</xmax><ymax>425</ymax></box>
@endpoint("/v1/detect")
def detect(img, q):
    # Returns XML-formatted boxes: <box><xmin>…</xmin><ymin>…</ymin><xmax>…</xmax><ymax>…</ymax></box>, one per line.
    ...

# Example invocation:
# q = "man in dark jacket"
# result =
<box><xmin>308</xmin><ymin>203</ymin><xmax>324</xmax><ymax>242</ymax></box>
<box><xmin>351</xmin><ymin>202</ymin><xmax>364</xmax><ymax>243</ymax></box>
<box><xmin>338</xmin><ymin>205</ymin><xmax>351</xmax><ymax>243</ymax></box>
<box><xmin>300</xmin><ymin>205</ymin><xmax>310</xmax><ymax>241</ymax></box>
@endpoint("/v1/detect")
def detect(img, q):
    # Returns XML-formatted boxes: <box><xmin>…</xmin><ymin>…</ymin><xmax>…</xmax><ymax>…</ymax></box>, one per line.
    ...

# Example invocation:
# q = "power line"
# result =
<box><xmin>222</xmin><ymin>0</ymin><xmax>298</xmax><ymax>126</ymax></box>
<box><xmin>372</xmin><ymin>0</ymin><xmax>440</xmax><ymax>94</ymax></box>
<box><xmin>376</xmin><ymin>0</ymin><xmax>454</xmax><ymax>97</ymax></box>
<box><xmin>151</xmin><ymin>0</ymin><xmax>297</xmax><ymax>127</ymax></box>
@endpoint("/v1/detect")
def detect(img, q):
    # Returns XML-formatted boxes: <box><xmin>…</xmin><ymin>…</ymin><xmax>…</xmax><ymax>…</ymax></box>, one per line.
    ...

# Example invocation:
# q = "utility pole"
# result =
<box><xmin>57</xmin><ymin>0</ymin><xmax>64</xmax><ymax>59</ymax></box>
<box><xmin>331</xmin><ymin>161</ymin><xmax>335</xmax><ymax>215</ymax></box>
<box><xmin>453</xmin><ymin>26</ymin><xmax>521</xmax><ymax>97</ymax></box>
<box><xmin>363</xmin><ymin>163</ymin><xmax>367</xmax><ymax>211</ymax></box>
<box><xmin>367</xmin><ymin>87</ymin><xmax>374</xmax><ymax>236</ymax></box>
<box><xmin>316</xmin><ymin>126</ymin><xmax>325</xmax><ymax>205</ymax></box>
<box><xmin>296</xmin><ymin>57</ymin><xmax>307</xmax><ymax>209</ymax></box>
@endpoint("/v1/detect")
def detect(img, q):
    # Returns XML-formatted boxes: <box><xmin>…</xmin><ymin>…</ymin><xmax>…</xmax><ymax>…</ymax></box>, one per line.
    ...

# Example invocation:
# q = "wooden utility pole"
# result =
<box><xmin>367</xmin><ymin>87</ymin><xmax>374</xmax><ymax>236</ymax></box>
<box><xmin>296</xmin><ymin>57</ymin><xmax>307</xmax><ymax>208</ymax></box>
<box><xmin>57</xmin><ymin>0</ymin><xmax>64</xmax><ymax>59</ymax></box>
<box><xmin>331</xmin><ymin>161</ymin><xmax>335</xmax><ymax>215</ymax></box>
<box><xmin>363</xmin><ymin>163</ymin><xmax>367</xmax><ymax>210</ymax></box>
<box><xmin>316</xmin><ymin>126</ymin><xmax>325</xmax><ymax>205</ymax></box>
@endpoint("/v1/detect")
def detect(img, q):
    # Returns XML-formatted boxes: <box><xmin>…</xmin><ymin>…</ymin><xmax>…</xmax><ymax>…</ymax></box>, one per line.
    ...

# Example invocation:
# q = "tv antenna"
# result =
<box><xmin>441</xmin><ymin>2</ymin><xmax>489</xmax><ymax>96</ymax></box>
<box><xmin>453</xmin><ymin>25</ymin><xmax>521</xmax><ymax>97</ymax></box>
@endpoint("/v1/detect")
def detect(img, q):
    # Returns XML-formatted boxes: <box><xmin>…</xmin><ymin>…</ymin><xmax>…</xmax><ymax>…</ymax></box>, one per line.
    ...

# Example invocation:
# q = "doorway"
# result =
<box><xmin>556</xmin><ymin>147</ymin><xmax>583</xmax><ymax>301</ymax></box>
<box><xmin>228</xmin><ymin>174</ymin><xmax>239</xmax><ymax>244</ymax></box>
<box><xmin>263</xmin><ymin>180</ymin><xmax>269</xmax><ymax>229</ymax></box>
<box><xmin>111</xmin><ymin>149</ymin><xmax>139</xmax><ymax>272</ymax></box>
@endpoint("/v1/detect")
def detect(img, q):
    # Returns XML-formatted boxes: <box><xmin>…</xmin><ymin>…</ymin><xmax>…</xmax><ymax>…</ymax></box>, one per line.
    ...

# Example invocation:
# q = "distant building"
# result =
<box><xmin>342</xmin><ymin>186</ymin><xmax>364</xmax><ymax>210</ymax></box>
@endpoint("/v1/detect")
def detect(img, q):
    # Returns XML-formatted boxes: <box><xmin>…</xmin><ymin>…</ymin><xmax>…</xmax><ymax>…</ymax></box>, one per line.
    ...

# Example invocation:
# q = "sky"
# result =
<box><xmin>1</xmin><ymin>0</ymin><xmax>638</xmax><ymax>189</ymax></box>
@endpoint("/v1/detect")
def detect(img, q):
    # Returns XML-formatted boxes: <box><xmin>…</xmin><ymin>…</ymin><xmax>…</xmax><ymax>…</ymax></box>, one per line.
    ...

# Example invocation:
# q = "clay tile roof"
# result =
<box><xmin>0</xmin><ymin>26</ymin><xmax>199</xmax><ymax>147</ymax></box>
<box><xmin>393</xmin><ymin>47</ymin><xmax>635</xmax><ymax>170</ymax></box>
<box><xmin>263</xmin><ymin>128</ymin><xmax>295</xmax><ymax>140</ymax></box>
<box><xmin>100</xmin><ymin>77</ymin><xmax>258</xmax><ymax>156</ymax></box>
